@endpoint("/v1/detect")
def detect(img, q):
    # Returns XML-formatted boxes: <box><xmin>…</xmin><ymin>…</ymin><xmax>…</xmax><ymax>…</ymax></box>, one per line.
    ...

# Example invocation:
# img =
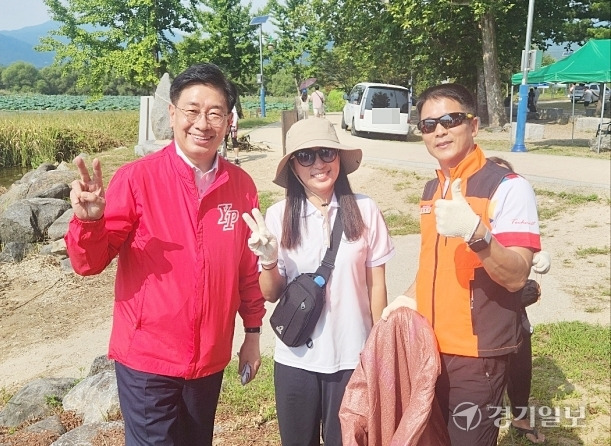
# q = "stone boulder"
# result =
<box><xmin>0</xmin><ymin>378</ymin><xmax>78</xmax><ymax>428</ymax></box>
<box><xmin>0</xmin><ymin>198</ymin><xmax>71</xmax><ymax>243</ymax></box>
<box><xmin>151</xmin><ymin>72</ymin><xmax>173</xmax><ymax>140</ymax></box>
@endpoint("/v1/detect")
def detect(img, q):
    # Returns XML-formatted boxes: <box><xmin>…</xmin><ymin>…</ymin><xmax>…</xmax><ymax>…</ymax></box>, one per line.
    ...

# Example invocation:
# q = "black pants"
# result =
<box><xmin>274</xmin><ymin>362</ymin><xmax>353</xmax><ymax>446</ymax></box>
<box><xmin>115</xmin><ymin>362</ymin><xmax>223</xmax><ymax>446</ymax></box>
<box><xmin>507</xmin><ymin>311</ymin><xmax>533</xmax><ymax>419</ymax></box>
<box><xmin>436</xmin><ymin>354</ymin><xmax>508</xmax><ymax>446</ymax></box>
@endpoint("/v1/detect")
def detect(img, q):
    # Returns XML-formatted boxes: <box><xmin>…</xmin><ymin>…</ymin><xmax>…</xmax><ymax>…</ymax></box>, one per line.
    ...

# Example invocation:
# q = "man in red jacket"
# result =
<box><xmin>65</xmin><ymin>63</ymin><xmax>265</xmax><ymax>446</ymax></box>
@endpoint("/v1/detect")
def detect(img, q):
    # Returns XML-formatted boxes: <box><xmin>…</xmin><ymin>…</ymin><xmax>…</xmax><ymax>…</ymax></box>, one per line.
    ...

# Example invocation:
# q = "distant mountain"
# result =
<box><xmin>0</xmin><ymin>20</ymin><xmax>184</xmax><ymax>69</ymax></box>
<box><xmin>0</xmin><ymin>21</ymin><xmax>58</xmax><ymax>68</ymax></box>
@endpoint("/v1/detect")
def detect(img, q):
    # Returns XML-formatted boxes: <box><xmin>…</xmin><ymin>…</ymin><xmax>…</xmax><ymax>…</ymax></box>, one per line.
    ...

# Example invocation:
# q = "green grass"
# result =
<box><xmin>239</xmin><ymin>111</ymin><xmax>284</xmax><ymax>130</ymax></box>
<box><xmin>535</xmin><ymin>189</ymin><xmax>601</xmax><ymax>220</ymax></box>
<box><xmin>575</xmin><ymin>246</ymin><xmax>610</xmax><ymax>257</ymax></box>
<box><xmin>258</xmin><ymin>190</ymin><xmax>283</xmax><ymax>215</ymax></box>
<box><xmin>383</xmin><ymin>212</ymin><xmax>420</xmax><ymax>236</ymax></box>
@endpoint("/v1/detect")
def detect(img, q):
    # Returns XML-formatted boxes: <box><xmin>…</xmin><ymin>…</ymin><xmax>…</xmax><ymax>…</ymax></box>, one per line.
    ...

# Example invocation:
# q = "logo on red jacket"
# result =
<box><xmin>218</xmin><ymin>204</ymin><xmax>239</xmax><ymax>231</ymax></box>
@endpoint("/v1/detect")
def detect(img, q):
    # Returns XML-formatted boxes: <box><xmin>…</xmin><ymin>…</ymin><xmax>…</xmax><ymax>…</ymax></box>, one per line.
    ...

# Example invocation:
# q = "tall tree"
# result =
<box><xmin>170</xmin><ymin>0</ymin><xmax>259</xmax><ymax>93</ymax></box>
<box><xmin>266</xmin><ymin>0</ymin><xmax>328</xmax><ymax>94</ymax></box>
<box><xmin>38</xmin><ymin>0</ymin><xmax>197</xmax><ymax>96</ymax></box>
<box><xmin>318</xmin><ymin>0</ymin><xmax>414</xmax><ymax>92</ymax></box>
<box><xmin>1</xmin><ymin>62</ymin><xmax>41</xmax><ymax>93</ymax></box>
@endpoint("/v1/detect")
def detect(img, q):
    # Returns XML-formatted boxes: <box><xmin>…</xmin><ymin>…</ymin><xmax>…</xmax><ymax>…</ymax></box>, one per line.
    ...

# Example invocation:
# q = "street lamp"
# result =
<box><xmin>511</xmin><ymin>0</ymin><xmax>535</xmax><ymax>152</ymax></box>
<box><xmin>249</xmin><ymin>15</ymin><xmax>269</xmax><ymax>118</ymax></box>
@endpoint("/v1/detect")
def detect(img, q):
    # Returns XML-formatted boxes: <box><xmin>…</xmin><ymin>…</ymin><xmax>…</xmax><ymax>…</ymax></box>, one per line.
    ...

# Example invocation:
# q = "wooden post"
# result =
<box><xmin>281</xmin><ymin>110</ymin><xmax>298</xmax><ymax>156</ymax></box>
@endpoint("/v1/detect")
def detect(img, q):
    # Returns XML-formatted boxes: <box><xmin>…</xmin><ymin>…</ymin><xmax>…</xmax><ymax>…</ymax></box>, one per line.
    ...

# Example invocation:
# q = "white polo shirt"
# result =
<box><xmin>265</xmin><ymin>194</ymin><xmax>395</xmax><ymax>373</ymax></box>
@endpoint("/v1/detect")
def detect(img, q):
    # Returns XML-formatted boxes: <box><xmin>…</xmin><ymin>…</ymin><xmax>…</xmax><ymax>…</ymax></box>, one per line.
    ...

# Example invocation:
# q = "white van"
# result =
<box><xmin>341</xmin><ymin>82</ymin><xmax>412</xmax><ymax>139</ymax></box>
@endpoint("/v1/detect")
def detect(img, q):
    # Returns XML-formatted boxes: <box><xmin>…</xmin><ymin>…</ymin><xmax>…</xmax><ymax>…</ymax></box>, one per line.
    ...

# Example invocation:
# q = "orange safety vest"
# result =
<box><xmin>416</xmin><ymin>146</ymin><xmax>522</xmax><ymax>357</ymax></box>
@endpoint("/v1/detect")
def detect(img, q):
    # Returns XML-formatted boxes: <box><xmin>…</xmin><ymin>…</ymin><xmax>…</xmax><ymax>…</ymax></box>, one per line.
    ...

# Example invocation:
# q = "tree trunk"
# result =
<box><xmin>480</xmin><ymin>10</ymin><xmax>506</xmax><ymax>128</ymax></box>
<box><xmin>476</xmin><ymin>67</ymin><xmax>489</xmax><ymax>126</ymax></box>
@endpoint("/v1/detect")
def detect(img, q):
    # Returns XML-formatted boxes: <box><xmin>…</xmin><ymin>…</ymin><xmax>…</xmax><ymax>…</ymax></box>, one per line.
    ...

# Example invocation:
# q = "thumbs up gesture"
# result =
<box><xmin>434</xmin><ymin>179</ymin><xmax>481</xmax><ymax>241</ymax></box>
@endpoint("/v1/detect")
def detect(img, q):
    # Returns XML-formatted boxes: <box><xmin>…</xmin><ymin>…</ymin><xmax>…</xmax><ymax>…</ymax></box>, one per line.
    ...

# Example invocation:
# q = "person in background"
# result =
<box><xmin>528</xmin><ymin>87</ymin><xmax>537</xmax><ymax>113</ymax></box>
<box><xmin>65</xmin><ymin>63</ymin><xmax>265</xmax><ymax>446</ymax></box>
<box><xmin>488</xmin><ymin>156</ymin><xmax>549</xmax><ymax>445</ymax></box>
<box><xmin>382</xmin><ymin>83</ymin><xmax>540</xmax><ymax>445</ymax></box>
<box><xmin>533</xmin><ymin>86</ymin><xmax>541</xmax><ymax>108</ymax></box>
<box><xmin>311</xmin><ymin>85</ymin><xmax>326</xmax><ymax>118</ymax></box>
<box><xmin>582</xmin><ymin>86</ymin><xmax>594</xmax><ymax>109</ymax></box>
<box><xmin>243</xmin><ymin>118</ymin><xmax>395</xmax><ymax>446</ymax></box>
<box><xmin>229</xmin><ymin>105</ymin><xmax>240</xmax><ymax>165</ymax></box>
<box><xmin>300</xmin><ymin>88</ymin><xmax>310</xmax><ymax>119</ymax></box>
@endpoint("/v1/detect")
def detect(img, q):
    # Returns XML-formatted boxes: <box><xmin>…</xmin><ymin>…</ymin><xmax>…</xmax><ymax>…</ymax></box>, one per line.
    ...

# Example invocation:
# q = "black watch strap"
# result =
<box><xmin>245</xmin><ymin>327</ymin><xmax>262</xmax><ymax>333</ymax></box>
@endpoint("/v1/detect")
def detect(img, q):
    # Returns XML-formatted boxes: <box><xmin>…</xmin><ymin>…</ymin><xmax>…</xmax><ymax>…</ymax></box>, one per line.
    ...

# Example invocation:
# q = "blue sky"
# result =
<box><xmin>0</xmin><ymin>0</ymin><xmax>268</xmax><ymax>31</ymax></box>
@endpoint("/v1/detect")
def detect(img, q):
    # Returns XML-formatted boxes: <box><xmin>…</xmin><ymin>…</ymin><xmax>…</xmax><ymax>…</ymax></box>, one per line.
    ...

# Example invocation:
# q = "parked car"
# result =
<box><xmin>569</xmin><ymin>83</ymin><xmax>611</xmax><ymax>103</ymax></box>
<box><xmin>341</xmin><ymin>82</ymin><xmax>413</xmax><ymax>139</ymax></box>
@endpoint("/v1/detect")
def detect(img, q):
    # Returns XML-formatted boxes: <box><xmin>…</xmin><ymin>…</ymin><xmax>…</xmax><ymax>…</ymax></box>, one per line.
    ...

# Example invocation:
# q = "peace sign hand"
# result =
<box><xmin>242</xmin><ymin>208</ymin><xmax>278</xmax><ymax>266</ymax></box>
<box><xmin>69</xmin><ymin>156</ymin><xmax>106</xmax><ymax>221</ymax></box>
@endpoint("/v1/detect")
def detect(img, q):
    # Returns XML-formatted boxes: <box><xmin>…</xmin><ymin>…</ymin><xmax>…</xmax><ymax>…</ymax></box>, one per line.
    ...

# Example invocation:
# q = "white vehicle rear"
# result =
<box><xmin>341</xmin><ymin>82</ymin><xmax>412</xmax><ymax>139</ymax></box>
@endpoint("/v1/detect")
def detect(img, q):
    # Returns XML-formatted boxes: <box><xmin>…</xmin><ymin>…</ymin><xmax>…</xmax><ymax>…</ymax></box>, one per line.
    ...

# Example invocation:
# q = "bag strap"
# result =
<box><xmin>315</xmin><ymin>208</ymin><xmax>343</xmax><ymax>282</ymax></box>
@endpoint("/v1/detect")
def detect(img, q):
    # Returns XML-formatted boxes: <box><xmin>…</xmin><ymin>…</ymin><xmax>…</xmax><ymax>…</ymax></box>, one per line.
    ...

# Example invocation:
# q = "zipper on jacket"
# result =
<box><xmin>431</xmin><ymin>233</ymin><xmax>441</xmax><ymax>328</ymax></box>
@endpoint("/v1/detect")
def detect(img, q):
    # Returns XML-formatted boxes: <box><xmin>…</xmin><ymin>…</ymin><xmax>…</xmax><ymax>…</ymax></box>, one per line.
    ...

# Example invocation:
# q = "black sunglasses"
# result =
<box><xmin>417</xmin><ymin>112</ymin><xmax>475</xmax><ymax>134</ymax></box>
<box><xmin>292</xmin><ymin>148</ymin><xmax>339</xmax><ymax>167</ymax></box>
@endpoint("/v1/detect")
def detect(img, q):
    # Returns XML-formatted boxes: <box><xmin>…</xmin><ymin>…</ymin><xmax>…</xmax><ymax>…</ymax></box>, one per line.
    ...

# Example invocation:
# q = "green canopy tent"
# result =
<box><xmin>511</xmin><ymin>39</ymin><xmax>611</xmax><ymax>151</ymax></box>
<box><xmin>512</xmin><ymin>39</ymin><xmax>611</xmax><ymax>84</ymax></box>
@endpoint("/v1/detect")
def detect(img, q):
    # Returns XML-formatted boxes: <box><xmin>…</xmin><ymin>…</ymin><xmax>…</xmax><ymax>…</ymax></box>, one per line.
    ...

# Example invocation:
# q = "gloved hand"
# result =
<box><xmin>381</xmin><ymin>295</ymin><xmax>418</xmax><ymax>321</ymax></box>
<box><xmin>532</xmin><ymin>250</ymin><xmax>551</xmax><ymax>274</ymax></box>
<box><xmin>242</xmin><ymin>208</ymin><xmax>278</xmax><ymax>266</ymax></box>
<box><xmin>434</xmin><ymin>179</ymin><xmax>480</xmax><ymax>241</ymax></box>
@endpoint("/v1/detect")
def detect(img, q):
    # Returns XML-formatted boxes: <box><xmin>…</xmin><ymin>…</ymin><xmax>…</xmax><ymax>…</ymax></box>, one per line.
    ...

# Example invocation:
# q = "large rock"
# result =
<box><xmin>0</xmin><ymin>166</ymin><xmax>76</xmax><ymax>213</ymax></box>
<box><xmin>50</xmin><ymin>421</ymin><xmax>124</xmax><ymax>446</ymax></box>
<box><xmin>150</xmin><ymin>72</ymin><xmax>173</xmax><ymax>140</ymax></box>
<box><xmin>0</xmin><ymin>378</ymin><xmax>77</xmax><ymax>428</ymax></box>
<box><xmin>47</xmin><ymin>208</ymin><xmax>74</xmax><ymax>241</ymax></box>
<box><xmin>511</xmin><ymin>122</ymin><xmax>545</xmax><ymax>140</ymax></box>
<box><xmin>62</xmin><ymin>371</ymin><xmax>121</xmax><ymax>424</ymax></box>
<box><xmin>0</xmin><ymin>198</ymin><xmax>71</xmax><ymax>243</ymax></box>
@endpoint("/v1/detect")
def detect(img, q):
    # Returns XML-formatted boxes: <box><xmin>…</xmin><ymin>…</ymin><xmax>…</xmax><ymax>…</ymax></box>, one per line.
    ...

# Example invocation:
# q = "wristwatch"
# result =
<box><xmin>468</xmin><ymin>227</ymin><xmax>492</xmax><ymax>253</ymax></box>
<box><xmin>244</xmin><ymin>327</ymin><xmax>262</xmax><ymax>334</ymax></box>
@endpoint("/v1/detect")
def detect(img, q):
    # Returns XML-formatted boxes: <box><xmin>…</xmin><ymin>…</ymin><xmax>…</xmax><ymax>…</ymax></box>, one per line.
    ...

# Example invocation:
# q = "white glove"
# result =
<box><xmin>242</xmin><ymin>208</ymin><xmax>278</xmax><ymax>266</ymax></box>
<box><xmin>532</xmin><ymin>250</ymin><xmax>551</xmax><ymax>274</ymax></box>
<box><xmin>381</xmin><ymin>295</ymin><xmax>418</xmax><ymax>321</ymax></box>
<box><xmin>434</xmin><ymin>179</ymin><xmax>480</xmax><ymax>241</ymax></box>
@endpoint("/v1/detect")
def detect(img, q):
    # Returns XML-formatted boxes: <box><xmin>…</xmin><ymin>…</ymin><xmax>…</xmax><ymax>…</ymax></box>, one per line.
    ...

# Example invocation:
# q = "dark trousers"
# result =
<box><xmin>436</xmin><ymin>353</ymin><xmax>508</xmax><ymax>446</ymax></box>
<box><xmin>115</xmin><ymin>362</ymin><xmax>224</xmax><ymax>446</ymax></box>
<box><xmin>274</xmin><ymin>361</ymin><xmax>353</xmax><ymax>446</ymax></box>
<box><xmin>507</xmin><ymin>311</ymin><xmax>533</xmax><ymax>418</ymax></box>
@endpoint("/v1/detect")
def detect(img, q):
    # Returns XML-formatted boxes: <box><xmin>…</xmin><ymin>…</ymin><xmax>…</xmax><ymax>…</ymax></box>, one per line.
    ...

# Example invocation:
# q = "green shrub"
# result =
<box><xmin>326</xmin><ymin>89</ymin><xmax>347</xmax><ymax>113</ymax></box>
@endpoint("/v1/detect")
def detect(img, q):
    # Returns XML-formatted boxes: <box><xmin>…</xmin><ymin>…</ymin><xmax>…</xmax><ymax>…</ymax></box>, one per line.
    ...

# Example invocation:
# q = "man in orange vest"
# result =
<box><xmin>383</xmin><ymin>83</ymin><xmax>541</xmax><ymax>445</ymax></box>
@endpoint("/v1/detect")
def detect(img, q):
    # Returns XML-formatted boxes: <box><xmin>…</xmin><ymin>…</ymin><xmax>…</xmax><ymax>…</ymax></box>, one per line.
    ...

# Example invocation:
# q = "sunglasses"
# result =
<box><xmin>417</xmin><ymin>112</ymin><xmax>475</xmax><ymax>134</ymax></box>
<box><xmin>292</xmin><ymin>148</ymin><xmax>339</xmax><ymax>167</ymax></box>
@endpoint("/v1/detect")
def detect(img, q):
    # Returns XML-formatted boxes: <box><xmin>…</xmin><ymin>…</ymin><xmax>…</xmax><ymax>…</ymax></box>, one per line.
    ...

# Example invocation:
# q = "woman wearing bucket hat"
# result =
<box><xmin>243</xmin><ymin>118</ymin><xmax>395</xmax><ymax>446</ymax></box>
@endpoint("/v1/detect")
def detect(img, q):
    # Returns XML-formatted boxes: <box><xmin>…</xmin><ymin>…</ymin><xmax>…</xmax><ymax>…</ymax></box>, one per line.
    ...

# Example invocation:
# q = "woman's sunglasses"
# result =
<box><xmin>417</xmin><ymin>112</ymin><xmax>474</xmax><ymax>134</ymax></box>
<box><xmin>292</xmin><ymin>148</ymin><xmax>339</xmax><ymax>167</ymax></box>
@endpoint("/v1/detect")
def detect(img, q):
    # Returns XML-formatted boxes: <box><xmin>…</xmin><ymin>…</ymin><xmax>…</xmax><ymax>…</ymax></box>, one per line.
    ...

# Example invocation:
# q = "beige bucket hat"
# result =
<box><xmin>273</xmin><ymin>118</ymin><xmax>362</xmax><ymax>188</ymax></box>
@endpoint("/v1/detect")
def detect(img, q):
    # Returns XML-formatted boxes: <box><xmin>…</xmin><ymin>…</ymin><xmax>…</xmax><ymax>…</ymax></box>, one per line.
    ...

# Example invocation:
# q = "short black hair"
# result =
<box><xmin>416</xmin><ymin>83</ymin><xmax>476</xmax><ymax>115</ymax></box>
<box><xmin>170</xmin><ymin>63</ymin><xmax>236</xmax><ymax>112</ymax></box>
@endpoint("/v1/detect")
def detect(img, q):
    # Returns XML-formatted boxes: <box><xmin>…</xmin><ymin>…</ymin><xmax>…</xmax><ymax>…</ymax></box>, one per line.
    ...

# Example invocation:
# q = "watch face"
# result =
<box><xmin>469</xmin><ymin>238</ymin><xmax>489</xmax><ymax>253</ymax></box>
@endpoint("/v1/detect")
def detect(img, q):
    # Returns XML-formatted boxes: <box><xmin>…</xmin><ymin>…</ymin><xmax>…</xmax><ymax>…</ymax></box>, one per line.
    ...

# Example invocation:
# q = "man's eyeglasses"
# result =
<box><xmin>175</xmin><ymin>106</ymin><xmax>227</xmax><ymax>126</ymax></box>
<box><xmin>417</xmin><ymin>112</ymin><xmax>474</xmax><ymax>134</ymax></box>
<box><xmin>291</xmin><ymin>148</ymin><xmax>339</xmax><ymax>167</ymax></box>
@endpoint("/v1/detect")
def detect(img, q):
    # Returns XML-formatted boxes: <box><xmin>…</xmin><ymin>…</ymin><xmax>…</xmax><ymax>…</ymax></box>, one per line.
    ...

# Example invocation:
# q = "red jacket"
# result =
<box><xmin>65</xmin><ymin>143</ymin><xmax>265</xmax><ymax>379</ymax></box>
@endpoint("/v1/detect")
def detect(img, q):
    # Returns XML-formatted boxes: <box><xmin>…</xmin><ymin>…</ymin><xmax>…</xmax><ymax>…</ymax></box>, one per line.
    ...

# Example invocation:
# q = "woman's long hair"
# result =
<box><xmin>281</xmin><ymin>162</ymin><xmax>365</xmax><ymax>250</ymax></box>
